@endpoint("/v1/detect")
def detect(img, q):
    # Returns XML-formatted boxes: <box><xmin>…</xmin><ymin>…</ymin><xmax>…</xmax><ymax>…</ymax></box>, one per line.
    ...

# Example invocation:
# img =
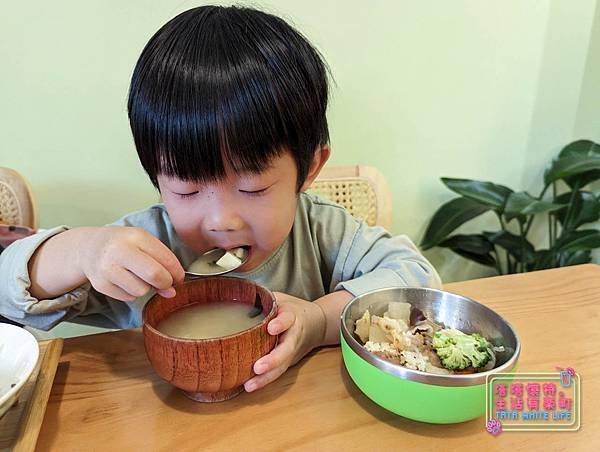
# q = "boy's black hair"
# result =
<box><xmin>128</xmin><ymin>5</ymin><xmax>329</xmax><ymax>189</ymax></box>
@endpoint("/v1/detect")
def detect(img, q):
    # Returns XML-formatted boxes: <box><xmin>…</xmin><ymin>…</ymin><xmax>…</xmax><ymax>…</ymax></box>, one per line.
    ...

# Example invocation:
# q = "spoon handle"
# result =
<box><xmin>248</xmin><ymin>293</ymin><xmax>263</xmax><ymax>318</ymax></box>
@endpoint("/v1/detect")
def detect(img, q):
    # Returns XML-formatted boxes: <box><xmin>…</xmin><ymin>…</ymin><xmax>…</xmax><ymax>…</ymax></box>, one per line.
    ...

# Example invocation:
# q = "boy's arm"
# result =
<box><xmin>0</xmin><ymin>206</ymin><xmax>185</xmax><ymax>330</ymax></box>
<box><xmin>28</xmin><ymin>227</ymin><xmax>95</xmax><ymax>299</ymax></box>
<box><xmin>0</xmin><ymin>226</ymin><xmax>95</xmax><ymax>329</ymax></box>
<box><xmin>315</xmin><ymin>211</ymin><xmax>441</xmax><ymax>344</ymax></box>
<box><xmin>314</xmin><ymin>289</ymin><xmax>354</xmax><ymax>345</ymax></box>
<box><xmin>28</xmin><ymin>226</ymin><xmax>181</xmax><ymax>301</ymax></box>
<box><xmin>330</xmin><ymin>222</ymin><xmax>442</xmax><ymax>296</ymax></box>
<box><xmin>304</xmin><ymin>194</ymin><xmax>441</xmax><ymax>296</ymax></box>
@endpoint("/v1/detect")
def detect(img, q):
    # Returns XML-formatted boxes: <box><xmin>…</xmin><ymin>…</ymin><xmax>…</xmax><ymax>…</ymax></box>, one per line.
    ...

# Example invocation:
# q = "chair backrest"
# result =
<box><xmin>308</xmin><ymin>165</ymin><xmax>392</xmax><ymax>229</ymax></box>
<box><xmin>0</xmin><ymin>167</ymin><xmax>38</xmax><ymax>229</ymax></box>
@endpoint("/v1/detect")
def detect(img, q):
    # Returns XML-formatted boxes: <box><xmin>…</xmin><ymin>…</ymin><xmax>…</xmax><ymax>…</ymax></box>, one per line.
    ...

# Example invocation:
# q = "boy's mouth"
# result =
<box><xmin>226</xmin><ymin>245</ymin><xmax>252</xmax><ymax>271</ymax></box>
<box><xmin>219</xmin><ymin>244</ymin><xmax>252</xmax><ymax>261</ymax></box>
<box><xmin>223</xmin><ymin>244</ymin><xmax>250</xmax><ymax>254</ymax></box>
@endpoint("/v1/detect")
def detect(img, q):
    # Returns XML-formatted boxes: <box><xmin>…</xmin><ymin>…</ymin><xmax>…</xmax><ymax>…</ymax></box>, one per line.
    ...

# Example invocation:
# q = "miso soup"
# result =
<box><xmin>157</xmin><ymin>302</ymin><xmax>265</xmax><ymax>339</ymax></box>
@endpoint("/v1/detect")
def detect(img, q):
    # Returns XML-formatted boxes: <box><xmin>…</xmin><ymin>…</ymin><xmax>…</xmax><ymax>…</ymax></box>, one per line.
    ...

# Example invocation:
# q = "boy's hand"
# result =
<box><xmin>243</xmin><ymin>292</ymin><xmax>326</xmax><ymax>392</ymax></box>
<box><xmin>76</xmin><ymin>226</ymin><xmax>185</xmax><ymax>301</ymax></box>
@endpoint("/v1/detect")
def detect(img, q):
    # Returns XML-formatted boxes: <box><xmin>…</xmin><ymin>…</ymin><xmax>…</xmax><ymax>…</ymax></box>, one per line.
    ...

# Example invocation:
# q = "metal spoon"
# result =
<box><xmin>184</xmin><ymin>246</ymin><xmax>250</xmax><ymax>279</ymax></box>
<box><xmin>248</xmin><ymin>293</ymin><xmax>264</xmax><ymax>318</ymax></box>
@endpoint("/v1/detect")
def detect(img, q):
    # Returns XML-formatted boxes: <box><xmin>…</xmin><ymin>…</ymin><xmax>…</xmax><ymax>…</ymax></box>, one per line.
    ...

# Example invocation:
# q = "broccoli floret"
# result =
<box><xmin>432</xmin><ymin>328</ymin><xmax>493</xmax><ymax>370</ymax></box>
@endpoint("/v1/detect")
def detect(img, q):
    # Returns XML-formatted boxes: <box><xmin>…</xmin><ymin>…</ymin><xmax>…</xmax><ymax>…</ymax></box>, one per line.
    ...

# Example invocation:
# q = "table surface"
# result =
<box><xmin>36</xmin><ymin>264</ymin><xmax>600</xmax><ymax>451</ymax></box>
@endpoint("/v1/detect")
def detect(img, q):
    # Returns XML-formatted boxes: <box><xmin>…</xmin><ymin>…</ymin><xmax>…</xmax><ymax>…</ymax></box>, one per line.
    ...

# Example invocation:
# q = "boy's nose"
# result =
<box><xmin>204</xmin><ymin>204</ymin><xmax>244</xmax><ymax>232</ymax></box>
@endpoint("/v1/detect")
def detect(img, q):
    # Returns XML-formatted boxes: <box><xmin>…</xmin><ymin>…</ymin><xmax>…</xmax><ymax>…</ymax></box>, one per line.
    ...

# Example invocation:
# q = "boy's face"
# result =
<box><xmin>157</xmin><ymin>149</ymin><xmax>329</xmax><ymax>272</ymax></box>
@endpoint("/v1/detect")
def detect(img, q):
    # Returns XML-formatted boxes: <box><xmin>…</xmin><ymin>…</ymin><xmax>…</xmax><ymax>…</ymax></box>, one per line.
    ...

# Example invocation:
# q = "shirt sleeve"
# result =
<box><xmin>0</xmin><ymin>207</ymin><xmax>170</xmax><ymax>330</ymax></box>
<box><xmin>301</xmin><ymin>193</ymin><xmax>441</xmax><ymax>296</ymax></box>
<box><xmin>332</xmin><ymin>221</ymin><xmax>442</xmax><ymax>296</ymax></box>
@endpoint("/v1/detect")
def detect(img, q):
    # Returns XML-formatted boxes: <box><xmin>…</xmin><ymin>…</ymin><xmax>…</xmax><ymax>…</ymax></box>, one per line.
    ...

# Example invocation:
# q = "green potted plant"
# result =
<box><xmin>421</xmin><ymin>140</ymin><xmax>600</xmax><ymax>274</ymax></box>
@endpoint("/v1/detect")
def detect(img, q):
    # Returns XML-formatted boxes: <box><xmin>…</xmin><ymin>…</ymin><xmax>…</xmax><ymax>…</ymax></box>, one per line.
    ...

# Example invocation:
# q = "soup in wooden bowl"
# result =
<box><xmin>143</xmin><ymin>277</ymin><xmax>277</xmax><ymax>402</ymax></box>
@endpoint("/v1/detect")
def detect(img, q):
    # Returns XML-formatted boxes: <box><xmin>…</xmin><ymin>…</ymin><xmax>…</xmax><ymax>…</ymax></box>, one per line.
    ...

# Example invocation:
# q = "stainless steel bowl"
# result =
<box><xmin>341</xmin><ymin>287</ymin><xmax>521</xmax><ymax>387</ymax></box>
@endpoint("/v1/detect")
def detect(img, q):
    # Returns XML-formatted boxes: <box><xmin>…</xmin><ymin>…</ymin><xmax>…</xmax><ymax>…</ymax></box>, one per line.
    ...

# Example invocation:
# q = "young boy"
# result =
<box><xmin>0</xmin><ymin>6</ymin><xmax>440</xmax><ymax>392</ymax></box>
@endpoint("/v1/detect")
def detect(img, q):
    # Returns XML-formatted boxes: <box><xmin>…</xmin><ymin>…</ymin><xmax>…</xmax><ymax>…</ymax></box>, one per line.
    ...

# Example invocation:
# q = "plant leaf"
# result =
<box><xmin>483</xmin><ymin>230</ymin><xmax>536</xmax><ymax>263</ymax></box>
<box><xmin>438</xmin><ymin>234</ymin><xmax>497</xmax><ymax>268</ymax></box>
<box><xmin>527</xmin><ymin>249</ymin><xmax>557</xmax><ymax>271</ymax></box>
<box><xmin>441</xmin><ymin>178</ymin><xmax>513</xmax><ymax>211</ymax></box>
<box><xmin>558</xmin><ymin>140</ymin><xmax>600</xmax><ymax>188</ymax></box>
<box><xmin>438</xmin><ymin>234</ymin><xmax>494</xmax><ymax>254</ymax></box>
<box><xmin>421</xmin><ymin>198</ymin><xmax>491</xmax><ymax>250</ymax></box>
<box><xmin>504</xmin><ymin>191</ymin><xmax>565</xmax><ymax>222</ymax></box>
<box><xmin>544</xmin><ymin>142</ymin><xmax>600</xmax><ymax>186</ymax></box>
<box><xmin>558</xmin><ymin>140</ymin><xmax>600</xmax><ymax>158</ymax></box>
<box><xmin>555</xmin><ymin>229</ymin><xmax>600</xmax><ymax>253</ymax></box>
<box><xmin>558</xmin><ymin>250</ymin><xmax>592</xmax><ymax>267</ymax></box>
<box><xmin>555</xmin><ymin>191</ymin><xmax>600</xmax><ymax>231</ymax></box>
<box><xmin>449</xmin><ymin>248</ymin><xmax>497</xmax><ymax>268</ymax></box>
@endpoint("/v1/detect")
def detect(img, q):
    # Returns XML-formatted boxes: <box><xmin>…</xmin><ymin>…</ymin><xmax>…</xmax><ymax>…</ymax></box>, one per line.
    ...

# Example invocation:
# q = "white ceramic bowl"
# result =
<box><xmin>0</xmin><ymin>324</ymin><xmax>39</xmax><ymax>418</ymax></box>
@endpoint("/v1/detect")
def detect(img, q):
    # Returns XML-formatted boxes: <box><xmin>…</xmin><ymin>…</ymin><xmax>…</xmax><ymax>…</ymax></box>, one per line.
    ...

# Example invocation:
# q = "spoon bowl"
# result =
<box><xmin>185</xmin><ymin>246</ymin><xmax>250</xmax><ymax>278</ymax></box>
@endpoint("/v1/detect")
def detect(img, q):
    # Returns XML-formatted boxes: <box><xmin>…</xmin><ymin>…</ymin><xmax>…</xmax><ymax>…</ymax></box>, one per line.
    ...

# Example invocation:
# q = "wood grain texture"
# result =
<box><xmin>0</xmin><ymin>339</ymin><xmax>63</xmax><ymax>452</ymax></box>
<box><xmin>37</xmin><ymin>265</ymin><xmax>600</xmax><ymax>451</ymax></box>
<box><xmin>143</xmin><ymin>277</ymin><xmax>277</xmax><ymax>402</ymax></box>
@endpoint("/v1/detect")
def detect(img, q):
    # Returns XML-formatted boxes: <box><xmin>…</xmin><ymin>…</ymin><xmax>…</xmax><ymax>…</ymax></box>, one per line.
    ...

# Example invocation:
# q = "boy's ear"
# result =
<box><xmin>300</xmin><ymin>145</ymin><xmax>331</xmax><ymax>192</ymax></box>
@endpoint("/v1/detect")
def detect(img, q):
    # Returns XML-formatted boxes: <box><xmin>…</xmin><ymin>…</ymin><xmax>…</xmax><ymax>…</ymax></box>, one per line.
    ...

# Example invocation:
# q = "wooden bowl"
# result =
<box><xmin>142</xmin><ymin>277</ymin><xmax>277</xmax><ymax>402</ymax></box>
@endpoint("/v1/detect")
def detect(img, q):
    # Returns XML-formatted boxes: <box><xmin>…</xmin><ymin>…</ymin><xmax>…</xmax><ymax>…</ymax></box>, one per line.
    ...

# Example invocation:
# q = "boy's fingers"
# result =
<box><xmin>111</xmin><ymin>268</ymin><xmax>152</xmax><ymax>298</ymax></box>
<box><xmin>244</xmin><ymin>365</ymin><xmax>287</xmax><ymax>392</ymax></box>
<box><xmin>139</xmin><ymin>236</ymin><xmax>185</xmax><ymax>284</ymax></box>
<box><xmin>253</xmin><ymin>331</ymin><xmax>295</xmax><ymax>375</ymax></box>
<box><xmin>112</xmin><ymin>266</ymin><xmax>176</xmax><ymax>299</ymax></box>
<box><xmin>92</xmin><ymin>279</ymin><xmax>137</xmax><ymax>302</ymax></box>
<box><xmin>120</xmin><ymin>250</ymin><xmax>175</xmax><ymax>291</ymax></box>
<box><xmin>157</xmin><ymin>287</ymin><xmax>176</xmax><ymax>298</ymax></box>
<box><xmin>267</xmin><ymin>310</ymin><xmax>295</xmax><ymax>335</ymax></box>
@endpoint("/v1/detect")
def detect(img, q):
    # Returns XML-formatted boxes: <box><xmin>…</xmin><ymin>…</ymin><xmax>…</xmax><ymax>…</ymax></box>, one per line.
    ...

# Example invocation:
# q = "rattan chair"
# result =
<box><xmin>308</xmin><ymin>165</ymin><xmax>392</xmax><ymax>229</ymax></box>
<box><xmin>0</xmin><ymin>167</ymin><xmax>37</xmax><ymax>229</ymax></box>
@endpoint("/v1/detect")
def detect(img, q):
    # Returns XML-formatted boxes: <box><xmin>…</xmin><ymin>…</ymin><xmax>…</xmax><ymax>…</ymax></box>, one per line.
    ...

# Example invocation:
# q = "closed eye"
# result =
<box><xmin>174</xmin><ymin>191</ymin><xmax>199</xmax><ymax>199</ymax></box>
<box><xmin>239</xmin><ymin>187</ymin><xmax>269</xmax><ymax>197</ymax></box>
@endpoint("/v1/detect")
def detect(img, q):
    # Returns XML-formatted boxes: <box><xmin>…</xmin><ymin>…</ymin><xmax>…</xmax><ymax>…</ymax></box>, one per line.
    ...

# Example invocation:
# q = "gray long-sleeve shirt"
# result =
<box><xmin>0</xmin><ymin>193</ymin><xmax>441</xmax><ymax>330</ymax></box>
